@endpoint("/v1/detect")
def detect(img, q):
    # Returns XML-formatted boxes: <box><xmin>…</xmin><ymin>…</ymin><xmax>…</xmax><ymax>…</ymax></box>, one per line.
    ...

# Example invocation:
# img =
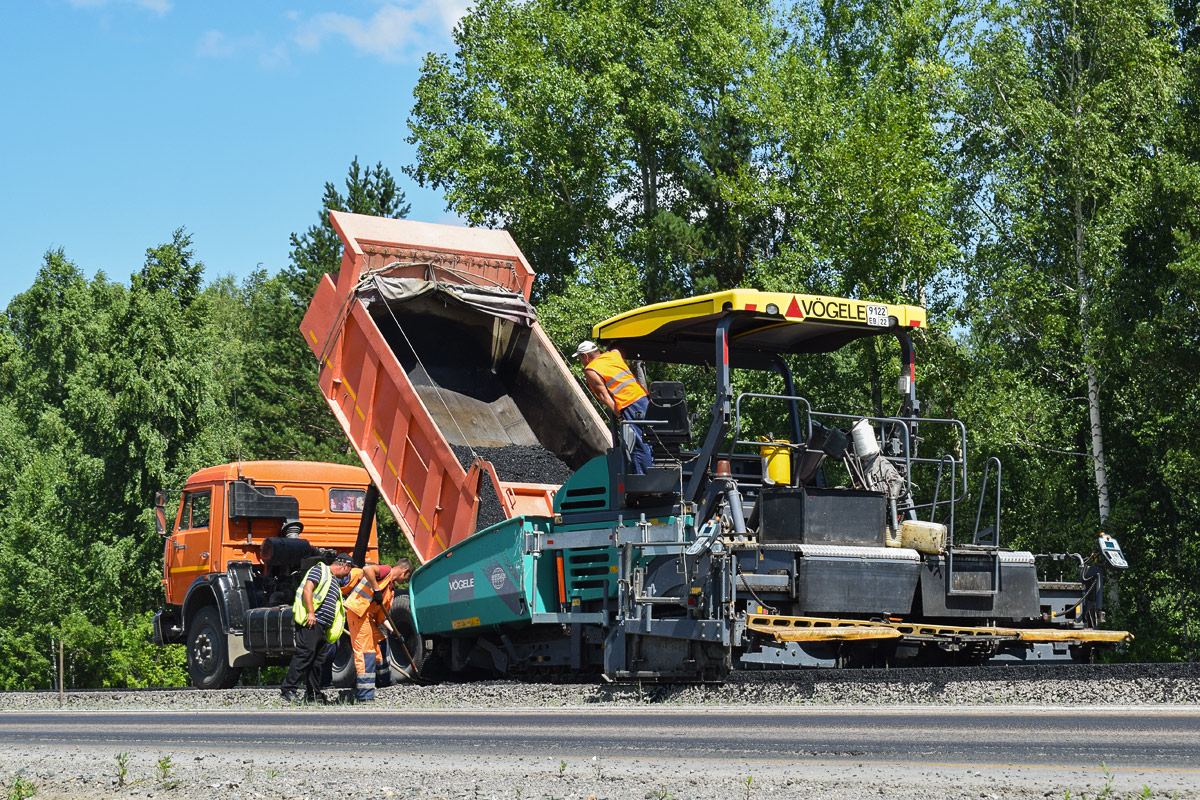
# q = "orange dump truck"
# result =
<box><xmin>152</xmin><ymin>460</ymin><xmax>378</xmax><ymax>688</ymax></box>
<box><xmin>300</xmin><ymin>211</ymin><xmax>610</xmax><ymax>564</ymax></box>
<box><xmin>155</xmin><ymin>214</ymin><xmax>610</xmax><ymax>689</ymax></box>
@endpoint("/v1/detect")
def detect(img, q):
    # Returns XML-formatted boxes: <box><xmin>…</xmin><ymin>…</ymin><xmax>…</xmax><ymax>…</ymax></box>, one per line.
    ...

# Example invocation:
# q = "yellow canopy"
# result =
<box><xmin>592</xmin><ymin>289</ymin><xmax>926</xmax><ymax>367</ymax></box>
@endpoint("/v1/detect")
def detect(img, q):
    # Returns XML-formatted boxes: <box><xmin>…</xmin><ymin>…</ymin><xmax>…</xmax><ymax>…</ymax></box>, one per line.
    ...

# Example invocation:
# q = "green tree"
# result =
<box><xmin>408</xmin><ymin>0</ymin><xmax>782</xmax><ymax>301</ymax></box>
<box><xmin>283</xmin><ymin>157</ymin><xmax>410</xmax><ymax>307</ymax></box>
<box><xmin>958</xmin><ymin>0</ymin><xmax>1197</xmax><ymax>657</ymax></box>
<box><xmin>758</xmin><ymin>0</ymin><xmax>966</xmax><ymax>308</ymax></box>
<box><xmin>959</xmin><ymin>0</ymin><xmax>1181</xmax><ymax>525</ymax></box>
<box><xmin>0</xmin><ymin>240</ymin><xmax>236</xmax><ymax>688</ymax></box>
<box><xmin>235</xmin><ymin>158</ymin><xmax>410</xmax><ymax>462</ymax></box>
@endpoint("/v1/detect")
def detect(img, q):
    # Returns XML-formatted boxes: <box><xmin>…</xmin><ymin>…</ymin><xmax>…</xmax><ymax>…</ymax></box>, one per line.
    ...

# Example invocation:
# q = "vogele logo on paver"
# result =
<box><xmin>448</xmin><ymin>571</ymin><xmax>475</xmax><ymax>601</ymax></box>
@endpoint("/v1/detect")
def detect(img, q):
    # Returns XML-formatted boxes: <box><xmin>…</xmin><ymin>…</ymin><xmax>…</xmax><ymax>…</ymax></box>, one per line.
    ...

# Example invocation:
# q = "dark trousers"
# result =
<box><xmin>620</xmin><ymin>396</ymin><xmax>654</xmax><ymax>475</ymax></box>
<box><xmin>282</xmin><ymin>623</ymin><xmax>329</xmax><ymax>698</ymax></box>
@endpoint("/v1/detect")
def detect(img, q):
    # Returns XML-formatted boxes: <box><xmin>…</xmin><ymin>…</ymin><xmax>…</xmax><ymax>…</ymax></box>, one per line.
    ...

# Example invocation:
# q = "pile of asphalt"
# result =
<box><xmin>450</xmin><ymin>444</ymin><xmax>574</xmax><ymax>531</ymax></box>
<box><xmin>5</xmin><ymin>662</ymin><xmax>1197</xmax><ymax>711</ymax></box>
<box><xmin>451</xmin><ymin>444</ymin><xmax>574</xmax><ymax>485</ymax></box>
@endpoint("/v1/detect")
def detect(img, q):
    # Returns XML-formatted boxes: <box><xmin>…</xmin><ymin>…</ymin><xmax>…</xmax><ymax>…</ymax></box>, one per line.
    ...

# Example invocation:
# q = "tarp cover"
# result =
<box><xmin>357</xmin><ymin>275</ymin><xmax>537</xmax><ymax>327</ymax></box>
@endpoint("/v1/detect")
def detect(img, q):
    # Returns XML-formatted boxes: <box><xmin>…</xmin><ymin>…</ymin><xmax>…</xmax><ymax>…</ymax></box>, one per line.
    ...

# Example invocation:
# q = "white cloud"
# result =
<box><xmin>196</xmin><ymin>30</ymin><xmax>268</xmax><ymax>61</ymax></box>
<box><xmin>421</xmin><ymin>0</ymin><xmax>472</xmax><ymax>31</ymax></box>
<box><xmin>293</xmin><ymin>2</ymin><xmax>467</xmax><ymax>63</ymax></box>
<box><xmin>196</xmin><ymin>30</ymin><xmax>234</xmax><ymax>58</ymax></box>
<box><xmin>259</xmin><ymin>43</ymin><xmax>291</xmax><ymax>69</ymax></box>
<box><xmin>67</xmin><ymin>0</ymin><xmax>172</xmax><ymax>15</ymax></box>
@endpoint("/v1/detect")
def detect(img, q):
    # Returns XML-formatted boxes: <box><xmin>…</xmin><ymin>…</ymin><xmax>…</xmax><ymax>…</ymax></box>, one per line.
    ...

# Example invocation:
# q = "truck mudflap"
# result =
<box><xmin>152</xmin><ymin>607</ymin><xmax>183</xmax><ymax>646</ymax></box>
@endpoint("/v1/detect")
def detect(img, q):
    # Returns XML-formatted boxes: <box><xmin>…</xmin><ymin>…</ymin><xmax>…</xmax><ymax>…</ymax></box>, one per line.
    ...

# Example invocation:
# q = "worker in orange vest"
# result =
<box><xmin>341</xmin><ymin>557</ymin><xmax>413</xmax><ymax>703</ymax></box>
<box><xmin>574</xmin><ymin>340</ymin><xmax>654</xmax><ymax>475</ymax></box>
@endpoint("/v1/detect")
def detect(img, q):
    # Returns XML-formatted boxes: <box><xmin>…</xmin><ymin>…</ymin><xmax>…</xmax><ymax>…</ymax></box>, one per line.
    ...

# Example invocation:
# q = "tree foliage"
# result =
<box><xmin>409</xmin><ymin>0</ymin><xmax>784</xmax><ymax>301</ymax></box>
<box><xmin>953</xmin><ymin>0</ymin><xmax>1197</xmax><ymax>654</ymax></box>
<box><xmin>0</xmin><ymin>0</ymin><xmax>1197</xmax><ymax>690</ymax></box>
<box><xmin>0</xmin><ymin>159</ymin><xmax>415</xmax><ymax>689</ymax></box>
<box><xmin>0</xmin><ymin>241</ymin><xmax>233</xmax><ymax>688</ymax></box>
<box><xmin>238</xmin><ymin>158</ymin><xmax>411</xmax><ymax>463</ymax></box>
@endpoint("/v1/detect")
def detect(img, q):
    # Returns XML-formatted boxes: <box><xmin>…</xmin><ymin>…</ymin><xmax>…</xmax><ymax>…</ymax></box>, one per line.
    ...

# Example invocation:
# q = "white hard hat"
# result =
<box><xmin>573</xmin><ymin>340</ymin><xmax>599</xmax><ymax>357</ymax></box>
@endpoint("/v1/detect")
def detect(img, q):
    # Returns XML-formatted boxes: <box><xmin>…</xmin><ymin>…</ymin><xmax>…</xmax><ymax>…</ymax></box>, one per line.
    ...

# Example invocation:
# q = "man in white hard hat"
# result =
<box><xmin>574</xmin><ymin>341</ymin><xmax>653</xmax><ymax>474</ymax></box>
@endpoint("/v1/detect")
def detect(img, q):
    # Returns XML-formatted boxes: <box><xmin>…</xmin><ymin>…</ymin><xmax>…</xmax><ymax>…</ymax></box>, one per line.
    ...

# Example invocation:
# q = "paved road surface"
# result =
<box><xmin>4</xmin><ymin>707</ymin><xmax>1199</xmax><ymax>767</ymax></box>
<box><xmin>4</xmin><ymin>706</ymin><xmax>1198</xmax><ymax>798</ymax></box>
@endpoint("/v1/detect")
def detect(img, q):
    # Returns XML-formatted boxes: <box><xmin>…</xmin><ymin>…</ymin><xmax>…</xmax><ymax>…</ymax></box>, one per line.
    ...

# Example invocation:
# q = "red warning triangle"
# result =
<box><xmin>785</xmin><ymin>296</ymin><xmax>805</xmax><ymax>319</ymax></box>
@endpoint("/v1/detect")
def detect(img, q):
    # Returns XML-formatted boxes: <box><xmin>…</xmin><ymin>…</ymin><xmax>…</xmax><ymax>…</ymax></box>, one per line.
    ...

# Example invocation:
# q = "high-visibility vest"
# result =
<box><xmin>343</xmin><ymin>567</ymin><xmax>396</xmax><ymax>617</ymax></box>
<box><xmin>292</xmin><ymin>563</ymin><xmax>346</xmax><ymax>643</ymax></box>
<box><xmin>586</xmin><ymin>350</ymin><xmax>646</xmax><ymax>412</ymax></box>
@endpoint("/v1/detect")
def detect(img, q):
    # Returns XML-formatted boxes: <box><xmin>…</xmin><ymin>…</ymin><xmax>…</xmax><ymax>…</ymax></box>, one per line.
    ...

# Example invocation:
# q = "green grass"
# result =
<box><xmin>5</xmin><ymin>776</ymin><xmax>35</xmax><ymax>800</ymax></box>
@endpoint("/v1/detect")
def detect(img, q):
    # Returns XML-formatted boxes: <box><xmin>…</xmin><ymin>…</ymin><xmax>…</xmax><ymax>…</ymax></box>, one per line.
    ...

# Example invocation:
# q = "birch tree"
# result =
<box><xmin>960</xmin><ymin>0</ymin><xmax>1180</xmax><ymax>523</ymax></box>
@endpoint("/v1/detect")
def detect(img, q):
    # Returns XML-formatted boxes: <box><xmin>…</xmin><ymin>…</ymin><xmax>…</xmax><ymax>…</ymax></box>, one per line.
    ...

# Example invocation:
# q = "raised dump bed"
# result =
<box><xmin>301</xmin><ymin>212</ymin><xmax>609</xmax><ymax>563</ymax></box>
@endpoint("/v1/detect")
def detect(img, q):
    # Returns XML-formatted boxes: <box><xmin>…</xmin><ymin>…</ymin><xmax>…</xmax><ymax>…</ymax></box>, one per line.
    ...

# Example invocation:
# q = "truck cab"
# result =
<box><xmin>153</xmin><ymin>460</ymin><xmax>378</xmax><ymax>688</ymax></box>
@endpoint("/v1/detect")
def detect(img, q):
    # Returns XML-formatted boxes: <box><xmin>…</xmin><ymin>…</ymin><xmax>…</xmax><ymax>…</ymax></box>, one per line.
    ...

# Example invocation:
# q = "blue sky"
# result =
<box><xmin>0</xmin><ymin>0</ymin><xmax>468</xmax><ymax>309</ymax></box>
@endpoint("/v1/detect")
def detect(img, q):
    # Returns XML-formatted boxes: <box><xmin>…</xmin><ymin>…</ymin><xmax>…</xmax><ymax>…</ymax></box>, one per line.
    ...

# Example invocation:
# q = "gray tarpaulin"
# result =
<box><xmin>357</xmin><ymin>275</ymin><xmax>537</xmax><ymax>328</ymax></box>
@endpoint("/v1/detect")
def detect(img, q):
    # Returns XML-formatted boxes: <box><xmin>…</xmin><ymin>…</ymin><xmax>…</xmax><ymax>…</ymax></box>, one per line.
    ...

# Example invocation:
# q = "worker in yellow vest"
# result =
<box><xmin>574</xmin><ymin>341</ymin><xmax>654</xmax><ymax>475</ymax></box>
<box><xmin>341</xmin><ymin>557</ymin><xmax>413</xmax><ymax>703</ymax></box>
<box><xmin>281</xmin><ymin>554</ymin><xmax>352</xmax><ymax>705</ymax></box>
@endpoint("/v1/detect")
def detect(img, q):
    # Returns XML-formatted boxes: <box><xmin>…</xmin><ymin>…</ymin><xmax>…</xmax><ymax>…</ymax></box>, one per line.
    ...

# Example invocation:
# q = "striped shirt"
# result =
<box><xmin>305</xmin><ymin>565</ymin><xmax>348</xmax><ymax>627</ymax></box>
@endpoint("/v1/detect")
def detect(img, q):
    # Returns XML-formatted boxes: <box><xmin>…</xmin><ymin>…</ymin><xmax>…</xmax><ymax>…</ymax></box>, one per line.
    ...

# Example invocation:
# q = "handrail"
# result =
<box><xmin>732</xmin><ymin>393</ymin><xmax>813</xmax><ymax>447</ymax></box>
<box><xmin>927</xmin><ymin>454</ymin><xmax>958</xmax><ymax>541</ymax></box>
<box><xmin>972</xmin><ymin>456</ymin><xmax>1002</xmax><ymax>547</ymax></box>
<box><xmin>728</xmin><ymin>393</ymin><xmax>975</xmax><ymax>539</ymax></box>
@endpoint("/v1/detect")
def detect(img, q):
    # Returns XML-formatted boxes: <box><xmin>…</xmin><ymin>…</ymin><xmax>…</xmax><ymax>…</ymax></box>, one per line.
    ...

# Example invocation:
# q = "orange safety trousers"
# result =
<box><xmin>348</xmin><ymin>604</ymin><xmax>389</xmax><ymax>701</ymax></box>
<box><xmin>347</xmin><ymin>606</ymin><xmax>386</xmax><ymax>673</ymax></box>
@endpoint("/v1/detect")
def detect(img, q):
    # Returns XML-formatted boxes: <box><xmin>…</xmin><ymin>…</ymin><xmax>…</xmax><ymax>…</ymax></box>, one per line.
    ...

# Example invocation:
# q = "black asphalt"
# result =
<box><xmin>451</xmin><ymin>443</ymin><xmax>574</xmax><ymax>529</ymax></box>
<box><xmin>4</xmin><ymin>708</ymin><xmax>1198</xmax><ymax>770</ymax></box>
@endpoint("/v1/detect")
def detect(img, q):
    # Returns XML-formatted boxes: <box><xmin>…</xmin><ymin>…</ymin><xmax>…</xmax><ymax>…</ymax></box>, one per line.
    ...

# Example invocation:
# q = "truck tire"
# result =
<box><xmin>385</xmin><ymin>594</ymin><xmax>435</xmax><ymax>682</ymax></box>
<box><xmin>328</xmin><ymin>634</ymin><xmax>355</xmax><ymax>689</ymax></box>
<box><xmin>186</xmin><ymin>606</ymin><xmax>241</xmax><ymax>689</ymax></box>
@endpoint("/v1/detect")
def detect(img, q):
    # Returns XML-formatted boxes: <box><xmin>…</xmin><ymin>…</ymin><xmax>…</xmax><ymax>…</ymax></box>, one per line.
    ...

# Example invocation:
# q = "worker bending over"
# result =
<box><xmin>282</xmin><ymin>554</ymin><xmax>352</xmax><ymax>704</ymax></box>
<box><xmin>574</xmin><ymin>340</ymin><xmax>654</xmax><ymax>475</ymax></box>
<box><xmin>341</xmin><ymin>557</ymin><xmax>414</xmax><ymax>703</ymax></box>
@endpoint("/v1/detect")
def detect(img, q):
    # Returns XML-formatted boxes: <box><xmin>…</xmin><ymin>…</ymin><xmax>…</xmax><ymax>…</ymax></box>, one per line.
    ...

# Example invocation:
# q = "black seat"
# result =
<box><xmin>645</xmin><ymin>381</ymin><xmax>690</xmax><ymax>446</ymax></box>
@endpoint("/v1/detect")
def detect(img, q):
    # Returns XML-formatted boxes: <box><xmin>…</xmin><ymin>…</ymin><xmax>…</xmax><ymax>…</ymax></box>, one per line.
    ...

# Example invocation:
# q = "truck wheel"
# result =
<box><xmin>187</xmin><ymin>606</ymin><xmax>241</xmax><ymax>689</ymax></box>
<box><xmin>385</xmin><ymin>594</ymin><xmax>435</xmax><ymax>682</ymax></box>
<box><xmin>328</xmin><ymin>634</ymin><xmax>355</xmax><ymax>689</ymax></box>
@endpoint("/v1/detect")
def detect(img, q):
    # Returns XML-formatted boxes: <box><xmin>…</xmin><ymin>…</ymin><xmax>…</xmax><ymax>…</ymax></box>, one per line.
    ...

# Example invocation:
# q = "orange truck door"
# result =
<box><xmin>165</xmin><ymin>488</ymin><xmax>215</xmax><ymax>604</ymax></box>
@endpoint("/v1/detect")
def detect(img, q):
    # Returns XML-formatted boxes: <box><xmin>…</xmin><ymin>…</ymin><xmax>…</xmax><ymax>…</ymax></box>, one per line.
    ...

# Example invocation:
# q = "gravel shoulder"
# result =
<box><xmin>5</xmin><ymin>746</ymin><xmax>1190</xmax><ymax>800</ymax></box>
<box><xmin>4</xmin><ymin>662</ymin><xmax>1198</xmax><ymax>712</ymax></box>
<box><xmin>3</xmin><ymin>663</ymin><xmax>1198</xmax><ymax>800</ymax></box>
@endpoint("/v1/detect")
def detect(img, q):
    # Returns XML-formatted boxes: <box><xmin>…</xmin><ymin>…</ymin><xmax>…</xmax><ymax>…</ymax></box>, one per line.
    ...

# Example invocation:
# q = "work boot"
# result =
<box><xmin>304</xmin><ymin>691</ymin><xmax>330</xmax><ymax>705</ymax></box>
<box><xmin>279</xmin><ymin>689</ymin><xmax>302</xmax><ymax>705</ymax></box>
